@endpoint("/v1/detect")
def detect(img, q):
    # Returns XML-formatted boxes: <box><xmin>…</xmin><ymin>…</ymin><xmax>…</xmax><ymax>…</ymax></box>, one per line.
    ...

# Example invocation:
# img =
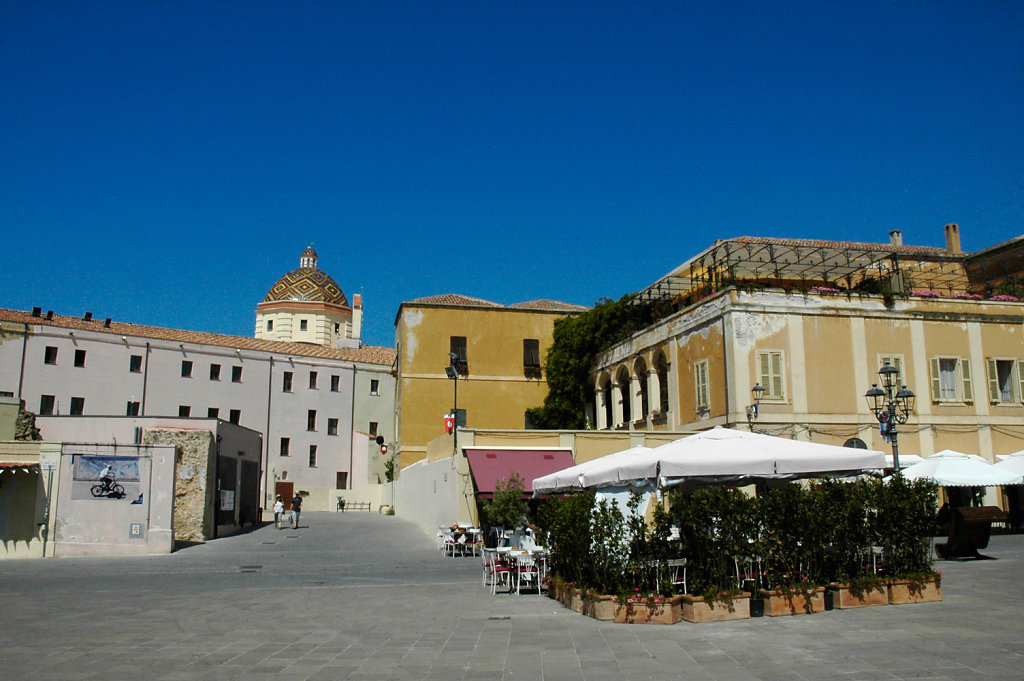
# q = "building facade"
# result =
<box><xmin>590</xmin><ymin>227</ymin><xmax>1024</xmax><ymax>505</ymax></box>
<box><xmin>393</xmin><ymin>295</ymin><xmax>587</xmax><ymax>467</ymax></box>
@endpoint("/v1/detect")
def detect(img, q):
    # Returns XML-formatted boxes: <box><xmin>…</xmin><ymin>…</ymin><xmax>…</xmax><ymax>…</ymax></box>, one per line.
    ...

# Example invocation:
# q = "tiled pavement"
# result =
<box><xmin>2</xmin><ymin>511</ymin><xmax>1023</xmax><ymax>680</ymax></box>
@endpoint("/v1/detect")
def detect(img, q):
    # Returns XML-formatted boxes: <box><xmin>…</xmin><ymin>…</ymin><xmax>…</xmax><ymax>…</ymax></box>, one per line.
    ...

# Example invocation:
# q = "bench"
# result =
<box><xmin>935</xmin><ymin>505</ymin><xmax>1008</xmax><ymax>559</ymax></box>
<box><xmin>337</xmin><ymin>499</ymin><xmax>372</xmax><ymax>512</ymax></box>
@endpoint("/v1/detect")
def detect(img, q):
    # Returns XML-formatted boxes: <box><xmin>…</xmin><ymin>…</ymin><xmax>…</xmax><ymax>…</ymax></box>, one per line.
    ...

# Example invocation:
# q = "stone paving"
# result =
<box><xmin>2</xmin><ymin>511</ymin><xmax>1023</xmax><ymax>680</ymax></box>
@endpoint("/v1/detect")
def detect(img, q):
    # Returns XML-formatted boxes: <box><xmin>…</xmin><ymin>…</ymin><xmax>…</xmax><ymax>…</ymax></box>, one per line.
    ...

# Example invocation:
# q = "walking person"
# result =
<box><xmin>291</xmin><ymin>493</ymin><xmax>303</xmax><ymax>529</ymax></box>
<box><xmin>273</xmin><ymin>495</ymin><xmax>284</xmax><ymax>529</ymax></box>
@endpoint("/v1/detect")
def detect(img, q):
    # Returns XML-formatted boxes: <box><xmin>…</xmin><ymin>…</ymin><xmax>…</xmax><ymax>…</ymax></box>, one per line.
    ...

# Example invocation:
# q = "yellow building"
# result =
<box><xmin>591</xmin><ymin>227</ymin><xmax>1024</xmax><ymax>507</ymax></box>
<box><xmin>394</xmin><ymin>294</ymin><xmax>587</xmax><ymax>466</ymax></box>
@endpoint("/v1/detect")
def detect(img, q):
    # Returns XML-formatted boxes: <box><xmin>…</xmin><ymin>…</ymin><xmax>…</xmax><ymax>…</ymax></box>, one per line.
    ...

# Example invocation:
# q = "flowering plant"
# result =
<box><xmin>911</xmin><ymin>290</ymin><xmax>941</xmax><ymax>298</ymax></box>
<box><xmin>810</xmin><ymin>286</ymin><xmax>841</xmax><ymax>295</ymax></box>
<box><xmin>954</xmin><ymin>292</ymin><xmax>983</xmax><ymax>300</ymax></box>
<box><xmin>989</xmin><ymin>294</ymin><xmax>1019</xmax><ymax>302</ymax></box>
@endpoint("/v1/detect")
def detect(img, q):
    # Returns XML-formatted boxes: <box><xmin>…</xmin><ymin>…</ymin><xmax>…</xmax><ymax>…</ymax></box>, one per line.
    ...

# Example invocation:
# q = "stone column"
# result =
<box><xmin>595</xmin><ymin>378</ymin><xmax>608</xmax><ymax>430</ymax></box>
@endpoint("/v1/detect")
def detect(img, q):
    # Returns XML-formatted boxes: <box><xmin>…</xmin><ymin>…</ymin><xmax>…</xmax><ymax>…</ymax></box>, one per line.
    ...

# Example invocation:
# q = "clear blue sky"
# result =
<box><xmin>2</xmin><ymin>1</ymin><xmax>1021</xmax><ymax>348</ymax></box>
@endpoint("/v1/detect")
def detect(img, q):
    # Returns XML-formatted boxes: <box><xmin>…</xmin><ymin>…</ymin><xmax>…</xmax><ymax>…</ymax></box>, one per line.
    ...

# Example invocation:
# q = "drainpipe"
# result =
<box><xmin>17</xmin><ymin>322</ymin><xmax>29</xmax><ymax>400</ymax></box>
<box><xmin>263</xmin><ymin>356</ymin><xmax>274</xmax><ymax>513</ymax></box>
<box><xmin>141</xmin><ymin>342</ymin><xmax>151</xmax><ymax>415</ymax></box>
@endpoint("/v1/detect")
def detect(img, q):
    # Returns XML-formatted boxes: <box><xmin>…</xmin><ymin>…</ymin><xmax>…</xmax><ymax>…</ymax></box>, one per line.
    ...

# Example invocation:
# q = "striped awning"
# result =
<box><xmin>0</xmin><ymin>462</ymin><xmax>40</xmax><ymax>474</ymax></box>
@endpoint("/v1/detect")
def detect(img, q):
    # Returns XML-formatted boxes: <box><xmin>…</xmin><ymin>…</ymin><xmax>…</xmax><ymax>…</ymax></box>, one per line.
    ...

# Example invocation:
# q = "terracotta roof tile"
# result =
<box><xmin>508</xmin><ymin>299</ymin><xmax>589</xmax><ymax>312</ymax></box>
<box><xmin>727</xmin><ymin>236</ymin><xmax>954</xmax><ymax>257</ymax></box>
<box><xmin>0</xmin><ymin>308</ymin><xmax>395</xmax><ymax>366</ymax></box>
<box><xmin>403</xmin><ymin>295</ymin><xmax>588</xmax><ymax>313</ymax></box>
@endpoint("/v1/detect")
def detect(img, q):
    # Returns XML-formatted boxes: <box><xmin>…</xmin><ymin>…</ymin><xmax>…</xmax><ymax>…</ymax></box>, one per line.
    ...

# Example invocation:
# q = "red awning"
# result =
<box><xmin>464</xmin><ymin>448</ymin><xmax>575</xmax><ymax>497</ymax></box>
<box><xmin>0</xmin><ymin>462</ymin><xmax>40</xmax><ymax>473</ymax></box>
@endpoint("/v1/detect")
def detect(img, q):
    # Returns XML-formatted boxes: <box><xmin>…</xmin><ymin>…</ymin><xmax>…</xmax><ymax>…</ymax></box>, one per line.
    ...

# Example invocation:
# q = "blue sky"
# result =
<box><xmin>2</xmin><ymin>1</ymin><xmax>1021</xmax><ymax>348</ymax></box>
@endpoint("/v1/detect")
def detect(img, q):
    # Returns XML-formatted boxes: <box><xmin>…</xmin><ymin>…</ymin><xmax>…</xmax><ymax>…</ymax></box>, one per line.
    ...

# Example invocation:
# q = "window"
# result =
<box><xmin>300</xmin><ymin>319</ymin><xmax>308</xmax><ymax>331</ymax></box>
<box><xmin>178</xmin><ymin>405</ymin><xmax>191</xmax><ymax>417</ymax></box>
<box><xmin>282</xmin><ymin>371</ymin><xmax>293</xmax><ymax>392</ymax></box>
<box><xmin>44</xmin><ymin>346</ymin><xmax>58</xmax><ymax>364</ymax></box>
<box><xmin>39</xmin><ymin>395</ymin><xmax>55</xmax><ymax>415</ymax></box>
<box><xmin>986</xmin><ymin>358</ymin><xmax>1024</xmax><ymax>404</ymax></box>
<box><xmin>70</xmin><ymin>397</ymin><xmax>84</xmax><ymax>415</ymax></box>
<box><xmin>126</xmin><ymin>401</ymin><xmax>140</xmax><ymax>416</ymax></box>
<box><xmin>181</xmin><ymin>360</ymin><xmax>193</xmax><ymax>378</ymax></box>
<box><xmin>331</xmin><ymin>375</ymin><xmax>340</xmax><ymax>392</ymax></box>
<box><xmin>229</xmin><ymin>409</ymin><xmax>241</xmax><ymax>424</ymax></box>
<box><xmin>266</xmin><ymin>320</ymin><xmax>273</xmax><ymax>332</ymax></box>
<box><xmin>209</xmin><ymin>363</ymin><xmax>221</xmax><ymax>380</ymax></box>
<box><xmin>232</xmin><ymin>366</ymin><xmax>242</xmax><ymax>382</ymax></box>
<box><xmin>523</xmin><ymin>339</ymin><xmax>540</xmax><ymax>367</ymax></box>
<box><xmin>450</xmin><ymin>336</ymin><xmax>468</xmax><ymax>374</ymax></box>
<box><xmin>74</xmin><ymin>349</ymin><xmax>86</xmax><ymax>367</ymax></box>
<box><xmin>280</xmin><ymin>437</ymin><xmax>290</xmax><ymax>457</ymax></box>
<box><xmin>309</xmin><ymin>371</ymin><xmax>318</xmax><ymax>389</ymax></box>
<box><xmin>336</xmin><ymin>472</ymin><xmax>348</xmax><ymax>489</ymax></box>
<box><xmin>370</xmin><ymin>379</ymin><xmax>379</xmax><ymax>396</ymax></box>
<box><xmin>328</xmin><ymin>417</ymin><xmax>338</xmax><ymax>436</ymax></box>
<box><xmin>308</xmin><ymin>445</ymin><xmax>318</xmax><ymax>467</ymax></box>
<box><xmin>208</xmin><ymin>407</ymin><xmax>219</xmax><ymax>418</ymax></box>
<box><xmin>878</xmin><ymin>355</ymin><xmax>905</xmax><ymax>388</ymax></box>
<box><xmin>369</xmin><ymin>421</ymin><xmax>378</xmax><ymax>436</ymax></box>
<box><xmin>334</xmin><ymin>322</ymin><xmax>341</xmax><ymax>334</ymax></box>
<box><xmin>656</xmin><ymin>352</ymin><xmax>670</xmax><ymax>415</ymax></box>
<box><xmin>757</xmin><ymin>351</ymin><xmax>785</xmax><ymax>400</ymax></box>
<box><xmin>694</xmin><ymin>360</ymin><xmax>710</xmax><ymax>409</ymax></box>
<box><xmin>929</xmin><ymin>356</ymin><xmax>973</xmax><ymax>403</ymax></box>
<box><xmin>129</xmin><ymin>354</ymin><xmax>142</xmax><ymax>373</ymax></box>
<box><xmin>307</xmin><ymin>409</ymin><xmax>317</xmax><ymax>431</ymax></box>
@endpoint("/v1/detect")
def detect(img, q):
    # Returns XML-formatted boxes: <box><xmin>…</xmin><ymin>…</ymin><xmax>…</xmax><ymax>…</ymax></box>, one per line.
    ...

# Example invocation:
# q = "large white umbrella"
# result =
<box><xmin>896</xmin><ymin>450</ymin><xmax>1023</xmax><ymax>487</ymax></box>
<box><xmin>992</xmin><ymin>452</ymin><xmax>1024</xmax><ymax>483</ymax></box>
<box><xmin>885</xmin><ymin>453</ymin><xmax>925</xmax><ymax>468</ymax></box>
<box><xmin>654</xmin><ymin>427</ymin><xmax>887</xmax><ymax>487</ymax></box>
<box><xmin>532</xmin><ymin>446</ymin><xmax>656</xmax><ymax>494</ymax></box>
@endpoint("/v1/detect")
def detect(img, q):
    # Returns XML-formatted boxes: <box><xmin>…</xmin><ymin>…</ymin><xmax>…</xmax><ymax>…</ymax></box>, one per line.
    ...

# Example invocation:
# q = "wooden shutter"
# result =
<box><xmin>929</xmin><ymin>357</ymin><xmax>942</xmax><ymax>401</ymax></box>
<box><xmin>759</xmin><ymin>353</ymin><xmax>771</xmax><ymax>394</ymax></box>
<box><xmin>960</xmin><ymin>358</ymin><xmax>973</xmax><ymax>402</ymax></box>
<box><xmin>770</xmin><ymin>352</ymin><xmax>783</xmax><ymax>399</ymax></box>
<box><xmin>987</xmin><ymin>358</ymin><xmax>1000</xmax><ymax>403</ymax></box>
<box><xmin>1018</xmin><ymin>360</ymin><xmax>1024</xmax><ymax>404</ymax></box>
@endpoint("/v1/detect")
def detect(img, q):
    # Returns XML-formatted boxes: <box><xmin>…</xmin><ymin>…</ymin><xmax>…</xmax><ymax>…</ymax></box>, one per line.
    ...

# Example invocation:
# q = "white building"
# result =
<box><xmin>0</xmin><ymin>249</ymin><xmax>395</xmax><ymax>513</ymax></box>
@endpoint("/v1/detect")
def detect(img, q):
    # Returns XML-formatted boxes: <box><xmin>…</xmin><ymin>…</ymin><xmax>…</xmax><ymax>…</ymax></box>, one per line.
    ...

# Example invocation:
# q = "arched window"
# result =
<box><xmin>617</xmin><ymin>367</ymin><xmax>632</xmax><ymax>424</ymax></box>
<box><xmin>635</xmin><ymin>358</ymin><xmax>649</xmax><ymax>420</ymax></box>
<box><xmin>656</xmin><ymin>351</ymin><xmax>670</xmax><ymax>415</ymax></box>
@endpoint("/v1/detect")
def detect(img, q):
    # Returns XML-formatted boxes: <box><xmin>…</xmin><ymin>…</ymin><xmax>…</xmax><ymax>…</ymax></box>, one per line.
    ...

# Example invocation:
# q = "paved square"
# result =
<box><xmin>2</xmin><ymin>511</ymin><xmax>1022</xmax><ymax>680</ymax></box>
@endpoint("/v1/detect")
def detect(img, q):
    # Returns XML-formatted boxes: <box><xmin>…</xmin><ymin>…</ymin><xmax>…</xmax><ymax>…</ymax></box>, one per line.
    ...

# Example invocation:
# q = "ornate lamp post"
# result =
<box><xmin>745</xmin><ymin>383</ymin><xmax>765</xmax><ymax>431</ymax></box>
<box><xmin>864</xmin><ymin>363</ymin><xmax>916</xmax><ymax>472</ymax></box>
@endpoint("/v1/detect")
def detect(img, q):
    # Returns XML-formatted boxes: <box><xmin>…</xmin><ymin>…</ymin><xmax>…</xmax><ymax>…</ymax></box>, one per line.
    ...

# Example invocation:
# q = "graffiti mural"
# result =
<box><xmin>71</xmin><ymin>455</ymin><xmax>142</xmax><ymax>501</ymax></box>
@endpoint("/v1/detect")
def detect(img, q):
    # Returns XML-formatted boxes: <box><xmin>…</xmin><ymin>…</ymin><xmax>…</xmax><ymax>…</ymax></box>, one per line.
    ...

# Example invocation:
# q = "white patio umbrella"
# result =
<box><xmin>895</xmin><ymin>450</ymin><xmax>1023</xmax><ymax>487</ymax></box>
<box><xmin>655</xmin><ymin>427</ymin><xmax>887</xmax><ymax>487</ymax></box>
<box><xmin>992</xmin><ymin>451</ymin><xmax>1024</xmax><ymax>483</ymax></box>
<box><xmin>531</xmin><ymin>446</ymin><xmax>657</xmax><ymax>494</ymax></box>
<box><xmin>884</xmin><ymin>453</ymin><xmax>925</xmax><ymax>468</ymax></box>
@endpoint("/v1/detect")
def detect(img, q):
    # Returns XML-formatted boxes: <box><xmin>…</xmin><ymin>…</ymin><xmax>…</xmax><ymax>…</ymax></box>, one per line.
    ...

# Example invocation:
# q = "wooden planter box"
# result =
<box><xmin>888</xmin><ymin>578</ymin><xmax>942</xmax><ymax>605</ymax></box>
<box><xmin>681</xmin><ymin>593</ymin><xmax>751</xmax><ymax>623</ymax></box>
<box><xmin>612</xmin><ymin>595</ymin><xmax>683</xmax><ymax>624</ymax></box>
<box><xmin>758</xmin><ymin>588</ymin><xmax>826</xmax><ymax>616</ymax></box>
<box><xmin>828</xmin><ymin>583</ymin><xmax>889</xmax><ymax>609</ymax></box>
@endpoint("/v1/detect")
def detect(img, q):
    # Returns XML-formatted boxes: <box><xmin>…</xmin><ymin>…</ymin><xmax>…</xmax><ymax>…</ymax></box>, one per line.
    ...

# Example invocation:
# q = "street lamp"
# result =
<box><xmin>745</xmin><ymin>383</ymin><xmax>765</xmax><ymax>431</ymax></box>
<box><xmin>864</xmin><ymin>363</ymin><xmax>916</xmax><ymax>472</ymax></box>
<box><xmin>446</xmin><ymin>352</ymin><xmax>460</xmax><ymax>456</ymax></box>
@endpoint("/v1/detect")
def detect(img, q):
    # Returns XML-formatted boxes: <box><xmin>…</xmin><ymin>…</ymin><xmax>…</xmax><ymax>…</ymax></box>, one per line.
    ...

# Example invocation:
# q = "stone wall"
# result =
<box><xmin>143</xmin><ymin>429</ymin><xmax>214</xmax><ymax>542</ymax></box>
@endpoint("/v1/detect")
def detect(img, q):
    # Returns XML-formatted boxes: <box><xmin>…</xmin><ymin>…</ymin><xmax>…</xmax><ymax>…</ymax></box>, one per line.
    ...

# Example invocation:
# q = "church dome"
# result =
<box><xmin>263</xmin><ymin>248</ymin><xmax>349</xmax><ymax>307</ymax></box>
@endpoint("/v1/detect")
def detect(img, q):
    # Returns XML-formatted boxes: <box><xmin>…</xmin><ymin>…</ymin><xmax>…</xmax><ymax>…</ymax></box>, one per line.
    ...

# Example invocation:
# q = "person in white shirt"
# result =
<box><xmin>99</xmin><ymin>464</ymin><xmax>115</xmax><ymax>491</ymax></box>
<box><xmin>273</xmin><ymin>496</ymin><xmax>285</xmax><ymax>529</ymax></box>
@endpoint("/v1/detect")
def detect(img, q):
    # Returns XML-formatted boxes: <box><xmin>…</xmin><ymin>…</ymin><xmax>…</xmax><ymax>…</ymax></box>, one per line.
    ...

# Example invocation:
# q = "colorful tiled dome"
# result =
<box><xmin>263</xmin><ymin>248</ymin><xmax>349</xmax><ymax>307</ymax></box>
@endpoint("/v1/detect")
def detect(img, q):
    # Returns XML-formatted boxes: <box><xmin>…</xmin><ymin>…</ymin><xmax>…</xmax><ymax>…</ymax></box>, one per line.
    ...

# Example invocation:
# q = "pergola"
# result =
<box><xmin>633</xmin><ymin>236</ymin><xmax>970</xmax><ymax>307</ymax></box>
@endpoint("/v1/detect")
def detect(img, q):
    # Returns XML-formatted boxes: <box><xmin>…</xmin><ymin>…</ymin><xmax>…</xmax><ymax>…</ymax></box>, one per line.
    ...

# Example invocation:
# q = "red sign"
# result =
<box><xmin>443</xmin><ymin>414</ymin><xmax>455</xmax><ymax>434</ymax></box>
<box><xmin>380</xmin><ymin>444</ymin><xmax>389</xmax><ymax>455</ymax></box>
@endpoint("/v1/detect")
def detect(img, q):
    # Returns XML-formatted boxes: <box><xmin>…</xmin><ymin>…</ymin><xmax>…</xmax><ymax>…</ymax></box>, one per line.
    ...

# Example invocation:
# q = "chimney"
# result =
<box><xmin>45</xmin><ymin>310</ymin><xmax>53</xmax><ymax>320</ymax></box>
<box><xmin>944</xmin><ymin>223</ymin><xmax>961</xmax><ymax>254</ymax></box>
<box><xmin>31</xmin><ymin>307</ymin><xmax>41</xmax><ymax>317</ymax></box>
<box><xmin>83</xmin><ymin>311</ymin><xmax>93</xmax><ymax>321</ymax></box>
<box><xmin>889</xmin><ymin>229</ymin><xmax>903</xmax><ymax>247</ymax></box>
<box><xmin>104</xmin><ymin>318</ymin><xmax>112</xmax><ymax>328</ymax></box>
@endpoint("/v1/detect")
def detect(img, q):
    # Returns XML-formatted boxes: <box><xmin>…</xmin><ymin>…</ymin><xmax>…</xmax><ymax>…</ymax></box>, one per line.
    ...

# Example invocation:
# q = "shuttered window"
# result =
<box><xmin>694</xmin><ymin>360</ymin><xmax>709</xmax><ymax>409</ymax></box>
<box><xmin>929</xmin><ymin>356</ymin><xmax>972</xmax><ymax>402</ymax></box>
<box><xmin>758</xmin><ymin>351</ymin><xmax>784</xmax><ymax>399</ymax></box>
<box><xmin>986</xmin><ymin>358</ymin><xmax>1022</xmax><ymax>404</ymax></box>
